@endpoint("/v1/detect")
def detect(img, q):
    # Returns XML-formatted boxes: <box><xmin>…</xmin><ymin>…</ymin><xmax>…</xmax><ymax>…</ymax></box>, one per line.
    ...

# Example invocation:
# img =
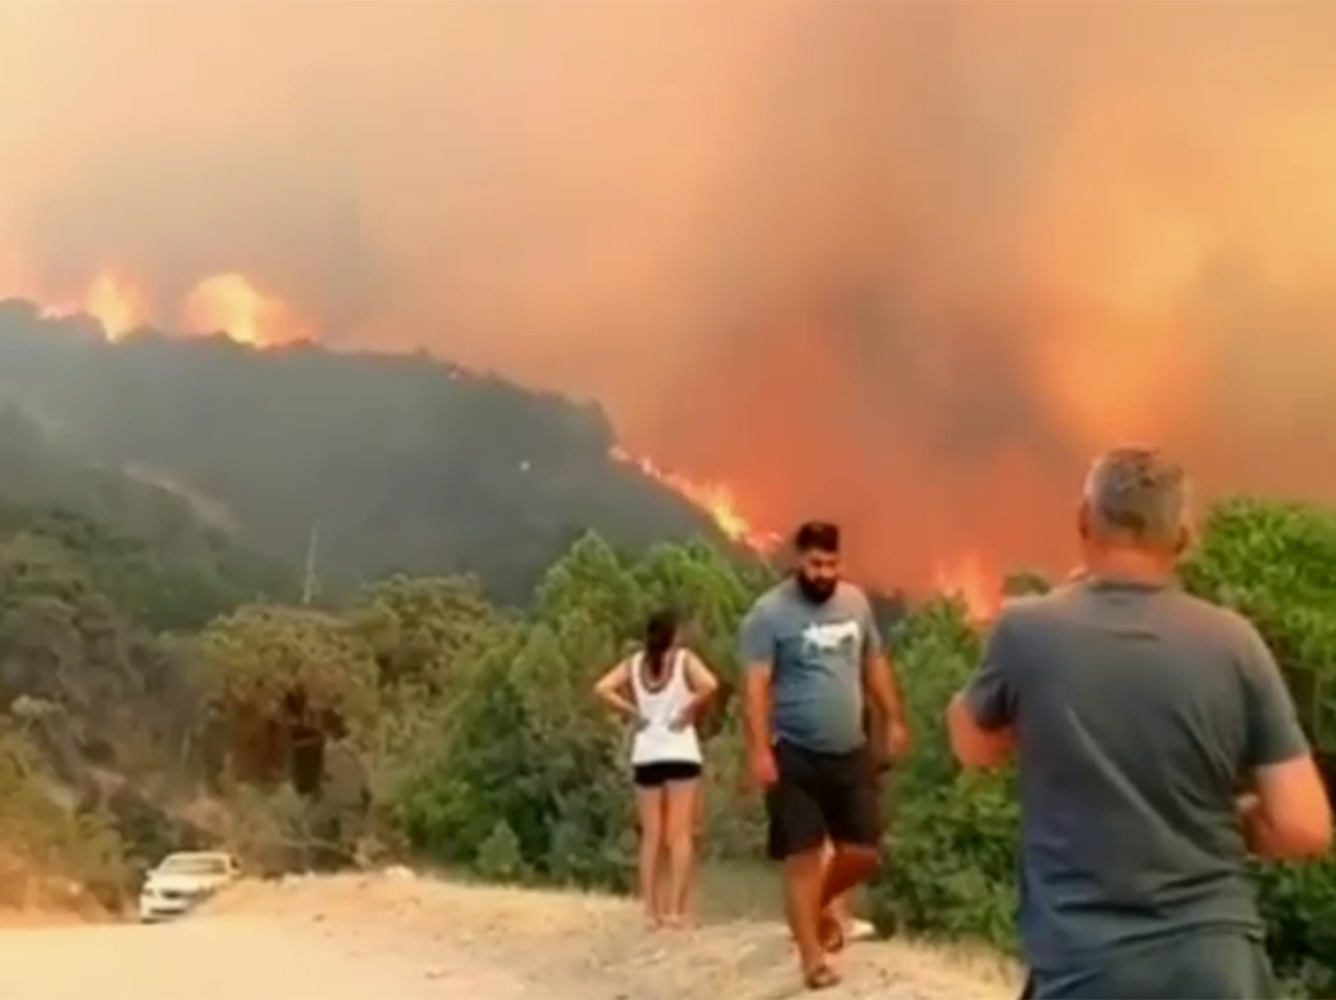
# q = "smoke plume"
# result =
<box><xmin>2</xmin><ymin>1</ymin><xmax>1335</xmax><ymax>587</ymax></box>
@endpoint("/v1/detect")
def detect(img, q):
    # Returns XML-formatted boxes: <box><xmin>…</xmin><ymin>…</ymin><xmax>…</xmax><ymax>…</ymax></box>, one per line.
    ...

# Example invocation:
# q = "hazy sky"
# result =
<box><xmin>3</xmin><ymin>1</ymin><xmax>1335</xmax><ymax>586</ymax></box>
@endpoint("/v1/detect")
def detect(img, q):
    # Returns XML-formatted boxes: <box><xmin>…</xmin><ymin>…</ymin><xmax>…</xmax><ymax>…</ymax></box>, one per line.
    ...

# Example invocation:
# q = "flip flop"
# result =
<box><xmin>847</xmin><ymin>917</ymin><xmax>876</xmax><ymax>942</ymax></box>
<box><xmin>804</xmin><ymin>964</ymin><xmax>842</xmax><ymax>991</ymax></box>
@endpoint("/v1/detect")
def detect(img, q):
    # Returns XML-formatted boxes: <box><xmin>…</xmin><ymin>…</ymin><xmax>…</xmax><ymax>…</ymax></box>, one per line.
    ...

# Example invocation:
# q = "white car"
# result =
<box><xmin>138</xmin><ymin>851</ymin><xmax>240</xmax><ymax>922</ymax></box>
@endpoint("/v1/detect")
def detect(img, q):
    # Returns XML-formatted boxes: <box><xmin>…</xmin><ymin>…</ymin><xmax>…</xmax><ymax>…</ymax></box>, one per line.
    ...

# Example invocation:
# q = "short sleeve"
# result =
<box><xmin>738</xmin><ymin>604</ymin><xmax>776</xmax><ymax>669</ymax></box>
<box><xmin>965</xmin><ymin>612</ymin><xmax>1020</xmax><ymax>732</ymax></box>
<box><xmin>1239</xmin><ymin>623</ymin><xmax>1309</xmax><ymax>768</ymax></box>
<box><xmin>859</xmin><ymin>593</ymin><xmax>884</xmax><ymax>659</ymax></box>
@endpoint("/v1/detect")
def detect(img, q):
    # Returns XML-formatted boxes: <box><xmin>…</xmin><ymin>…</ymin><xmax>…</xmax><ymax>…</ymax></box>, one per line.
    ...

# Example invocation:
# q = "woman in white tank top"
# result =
<box><xmin>593</xmin><ymin>609</ymin><xmax>719</xmax><ymax>928</ymax></box>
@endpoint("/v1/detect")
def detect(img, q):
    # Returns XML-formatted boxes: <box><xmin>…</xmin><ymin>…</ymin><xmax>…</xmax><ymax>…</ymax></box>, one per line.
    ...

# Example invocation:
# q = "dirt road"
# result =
<box><xmin>0</xmin><ymin>871</ymin><xmax>1016</xmax><ymax>1000</ymax></box>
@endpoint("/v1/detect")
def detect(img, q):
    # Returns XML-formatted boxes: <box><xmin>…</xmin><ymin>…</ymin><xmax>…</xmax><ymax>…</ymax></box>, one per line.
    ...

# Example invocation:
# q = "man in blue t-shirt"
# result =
<box><xmin>739</xmin><ymin>520</ymin><xmax>910</xmax><ymax>990</ymax></box>
<box><xmin>948</xmin><ymin>447</ymin><xmax>1332</xmax><ymax>999</ymax></box>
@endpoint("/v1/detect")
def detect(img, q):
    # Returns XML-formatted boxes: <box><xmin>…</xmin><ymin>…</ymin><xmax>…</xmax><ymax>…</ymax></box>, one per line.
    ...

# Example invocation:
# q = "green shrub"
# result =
<box><xmin>1181</xmin><ymin>497</ymin><xmax>1336</xmax><ymax>996</ymax></box>
<box><xmin>475</xmin><ymin>820</ymin><xmax>528</xmax><ymax>883</ymax></box>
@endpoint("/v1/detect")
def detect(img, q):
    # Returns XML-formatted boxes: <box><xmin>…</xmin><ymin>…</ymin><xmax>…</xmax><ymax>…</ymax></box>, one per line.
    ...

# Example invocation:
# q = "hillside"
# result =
<box><xmin>0</xmin><ymin>403</ymin><xmax>295</xmax><ymax>631</ymax></box>
<box><xmin>0</xmin><ymin>301</ymin><xmax>727</xmax><ymax>603</ymax></box>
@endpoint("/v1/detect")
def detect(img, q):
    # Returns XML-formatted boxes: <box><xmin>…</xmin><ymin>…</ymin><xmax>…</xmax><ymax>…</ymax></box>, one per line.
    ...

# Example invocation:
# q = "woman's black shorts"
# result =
<box><xmin>632</xmin><ymin>761</ymin><xmax>703</xmax><ymax>787</ymax></box>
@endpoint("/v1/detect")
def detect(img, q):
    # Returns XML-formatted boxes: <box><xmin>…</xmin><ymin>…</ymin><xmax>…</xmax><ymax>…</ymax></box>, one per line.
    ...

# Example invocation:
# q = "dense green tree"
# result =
<box><xmin>197</xmin><ymin>605</ymin><xmax>378</xmax><ymax>789</ymax></box>
<box><xmin>199</xmin><ymin>605</ymin><xmax>377</xmax><ymax>725</ymax></box>
<box><xmin>349</xmin><ymin>573</ymin><xmax>504</xmax><ymax>691</ymax></box>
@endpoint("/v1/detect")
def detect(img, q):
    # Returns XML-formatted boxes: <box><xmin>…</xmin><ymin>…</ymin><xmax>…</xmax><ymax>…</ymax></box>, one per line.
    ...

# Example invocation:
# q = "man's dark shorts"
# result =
<box><xmin>765</xmin><ymin>740</ymin><xmax>881</xmax><ymax>860</ymax></box>
<box><xmin>1018</xmin><ymin>930</ymin><xmax>1278</xmax><ymax>1000</ymax></box>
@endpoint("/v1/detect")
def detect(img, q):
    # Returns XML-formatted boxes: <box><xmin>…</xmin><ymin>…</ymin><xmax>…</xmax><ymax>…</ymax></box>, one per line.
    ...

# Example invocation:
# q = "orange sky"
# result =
<box><xmin>2</xmin><ymin>1</ymin><xmax>1335</xmax><ymax>589</ymax></box>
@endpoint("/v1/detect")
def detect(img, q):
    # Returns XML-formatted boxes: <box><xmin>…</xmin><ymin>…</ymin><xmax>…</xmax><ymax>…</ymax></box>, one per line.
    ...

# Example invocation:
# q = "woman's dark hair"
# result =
<box><xmin>643</xmin><ymin>608</ymin><xmax>680</xmax><ymax>681</ymax></box>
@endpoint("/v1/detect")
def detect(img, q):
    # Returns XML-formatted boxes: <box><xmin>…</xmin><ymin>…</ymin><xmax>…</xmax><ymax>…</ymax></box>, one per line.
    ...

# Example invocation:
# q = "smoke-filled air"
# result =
<box><xmin>3</xmin><ymin>1</ymin><xmax>1335</xmax><ymax>594</ymax></box>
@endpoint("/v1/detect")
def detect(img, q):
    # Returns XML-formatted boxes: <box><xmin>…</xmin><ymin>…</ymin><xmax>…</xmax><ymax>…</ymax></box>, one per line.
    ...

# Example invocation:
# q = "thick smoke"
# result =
<box><xmin>2</xmin><ymin>2</ymin><xmax>1335</xmax><ymax>586</ymax></box>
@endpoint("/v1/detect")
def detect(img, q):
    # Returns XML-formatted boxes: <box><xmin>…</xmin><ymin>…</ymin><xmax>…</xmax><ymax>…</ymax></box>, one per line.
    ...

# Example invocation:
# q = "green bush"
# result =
<box><xmin>475</xmin><ymin>820</ymin><xmax>528</xmax><ymax>883</ymax></box>
<box><xmin>869</xmin><ymin>597</ymin><xmax>1020</xmax><ymax>950</ymax></box>
<box><xmin>1182</xmin><ymin>497</ymin><xmax>1336</xmax><ymax>996</ymax></box>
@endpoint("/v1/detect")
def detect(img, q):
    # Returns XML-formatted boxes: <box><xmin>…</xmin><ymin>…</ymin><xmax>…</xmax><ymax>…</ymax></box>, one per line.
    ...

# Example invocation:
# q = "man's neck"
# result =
<box><xmin>1080</xmin><ymin>547</ymin><xmax>1177</xmax><ymax>588</ymax></box>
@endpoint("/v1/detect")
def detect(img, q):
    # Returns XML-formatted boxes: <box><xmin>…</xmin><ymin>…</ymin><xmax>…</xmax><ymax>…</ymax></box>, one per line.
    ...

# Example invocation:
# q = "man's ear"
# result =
<box><xmin>1174</xmin><ymin>523</ymin><xmax>1193</xmax><ymax>556</ymax></box>
<box><xmin>1076</xmin><ymin>500</ymin><xmax>1092</xmax><ymax>541</ymax></box>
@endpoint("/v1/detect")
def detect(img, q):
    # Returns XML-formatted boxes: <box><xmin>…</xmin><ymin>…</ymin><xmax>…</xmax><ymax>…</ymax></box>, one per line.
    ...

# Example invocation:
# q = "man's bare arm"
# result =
<box><xmin>947</xmin><ymin>690</ymin><xmax>1015</xmax><ymax>769</ymax></box>
<box><xmin>1235</xmin><ymin>625</ymin><xmax>1331</xmax><ymax>859</ymax></box>
<box><xmin>743</xmin><ymin>660</ymin><xmax>774</xmax><ymax>758</ymax></box>
<box><xmin>861</xmin><ymin>649</ymin><xmax>907</xmax><ymax>727</ymax></box>
<box><xmin>1239</xmin><ymin>756</ymin><xmax>1332</xmax><ymax>859</ymax></box>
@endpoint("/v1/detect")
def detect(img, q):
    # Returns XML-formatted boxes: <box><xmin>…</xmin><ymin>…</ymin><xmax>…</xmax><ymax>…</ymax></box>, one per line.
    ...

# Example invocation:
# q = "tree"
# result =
<box><xmin>198</xmin><ymin>605</ymin><xmax>378</xmax><ymax>789</ymax></box>
<box><xmin>349</xmin><ymin>573</ymin><xmax>504</xmax><ymax>691</ymax></box>
<box><xmin>1181</xmin><ymin>497</ymin><xmax>1336</xmax><ymax>758</ymax></box>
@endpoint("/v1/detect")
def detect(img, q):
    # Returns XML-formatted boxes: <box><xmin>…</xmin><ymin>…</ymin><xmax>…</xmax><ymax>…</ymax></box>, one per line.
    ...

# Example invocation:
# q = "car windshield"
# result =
<box><xmin>157</xmin><ymin>855</ymin><xmax>229</xmax><ymax>876</ymax></box>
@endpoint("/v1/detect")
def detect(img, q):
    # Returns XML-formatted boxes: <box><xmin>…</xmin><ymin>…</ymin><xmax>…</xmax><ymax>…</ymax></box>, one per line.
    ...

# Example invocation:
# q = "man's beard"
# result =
<box><xmin>795</xmin><ymin>573</ymin><xmax>837</xmax><ymax>604</ymax></box>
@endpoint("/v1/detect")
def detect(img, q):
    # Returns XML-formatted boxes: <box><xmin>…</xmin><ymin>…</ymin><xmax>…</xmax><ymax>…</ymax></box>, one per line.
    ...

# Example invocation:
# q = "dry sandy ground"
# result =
<box><xmin>0</xmin><ymin>870</ymin><xmax>1017</xmax><ymax>1000</ymax></box>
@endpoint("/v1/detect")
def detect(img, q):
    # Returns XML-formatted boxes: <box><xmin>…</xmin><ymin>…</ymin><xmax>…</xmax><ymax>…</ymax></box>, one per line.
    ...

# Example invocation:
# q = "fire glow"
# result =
<box><xmin>933</xmin><ymin>551</ymin><xmax>1002</xmax><ymax>625</ymax></box>
<box><xmin>613</xmin><ymin>443</ymin><xmax>1006</xmax><ymax>617</ymax></box>
<box><xmin>182</xmin><ymin>272</ymin><xmax>309</xmax><ymax>347</ymax></box>
<box><xmin>610</xmin><ymin>445</ymin><xmax>782</xmax><ymax>553</ymax></box>
<box><xmin>5</xmin><ymin>259</ymin><xmax>305</xmax><ymax>348</ymax></box>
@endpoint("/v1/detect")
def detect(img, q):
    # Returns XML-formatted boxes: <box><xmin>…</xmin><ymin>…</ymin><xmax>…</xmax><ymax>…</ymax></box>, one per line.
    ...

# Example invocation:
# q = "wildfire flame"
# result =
<box><xmin>2</xmin><ymin>255</ymin><xmax>305</xmax><ymax>348</ymax></box>
<box><xmin>182</xmin><ymin>272</ymin><xmax>308</xmax><ymax>347</ymax></box>
<box><xmin>82</xmin><ymin>267</ymin><xmax>148</xmax><ymax>340</ymax></box>
<box><xmin>610</xmin><ymin>446</ymin><xmax>781</xmax><ymax>552</ymax></box>
<box><xmin>933</xmin><ymin>550</ymin><xmax>1001</xmax><ymax>625</ymax></box>
<box><xmin>8</xmin><ymin>263</ymin><xmax>150</xmax><ymax>340</ymax></box>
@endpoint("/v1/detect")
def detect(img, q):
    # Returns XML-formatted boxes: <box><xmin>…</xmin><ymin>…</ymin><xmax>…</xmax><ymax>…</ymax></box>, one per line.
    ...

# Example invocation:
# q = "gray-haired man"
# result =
<box><xmin>947</xmin><ymin>446</ymin><xmax>1331</xmax><ymax>999</ymax></box>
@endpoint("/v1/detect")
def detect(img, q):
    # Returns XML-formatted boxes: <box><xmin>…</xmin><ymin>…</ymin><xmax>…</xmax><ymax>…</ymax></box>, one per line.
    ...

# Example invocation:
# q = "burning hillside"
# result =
<box><xmin>610</xmin><ymin>446</ymin><xmax>782</xmax><ymax>554</ymax></box>
<box><xmin>612</xmin><ymin>442</ymin><xmax>1005</xmax><ymax>613</ymax></box>
<box><xmin>3</xmin><ymin>4</ymin><xmax>1336</xmax><ymax>597</ymax></box>
<box><xmin>0</xmin><ymin>258</ymin><xmax>307</xmax><ymax>348</ymax></box>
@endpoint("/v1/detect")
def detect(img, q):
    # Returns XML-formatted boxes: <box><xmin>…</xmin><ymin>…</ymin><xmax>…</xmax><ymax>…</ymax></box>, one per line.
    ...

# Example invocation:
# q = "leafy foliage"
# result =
<box><xmin>0</xmin><ymin>402</ymin><xmax>294</xmax><ymax>631</ymax></box>
<box><xmin>867</xmin><ymin>598</ymin><xmax>1020</xmax><ymax>946</ymax></box>
<box><xmin>200</xmin><ymin>606</ymin><xmax>378</xmax><ymax>731</ymax></box>
<box><xmin>1181</xmin><ymin>497</ymin><xmax>1336</xmax><ymax>753</ymax></box>
<box><xmin>1180</xmin><ymin>497</ymin><xmax>1336</xmax><ymax>996</ymax></box>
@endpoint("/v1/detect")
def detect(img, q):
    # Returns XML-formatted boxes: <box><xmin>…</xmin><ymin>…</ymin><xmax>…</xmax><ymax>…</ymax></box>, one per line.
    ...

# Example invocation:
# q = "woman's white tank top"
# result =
<box><xmin>629</xmin><ymin>648</ymin><xmax>702</xmax><ymax>767</ymax></box>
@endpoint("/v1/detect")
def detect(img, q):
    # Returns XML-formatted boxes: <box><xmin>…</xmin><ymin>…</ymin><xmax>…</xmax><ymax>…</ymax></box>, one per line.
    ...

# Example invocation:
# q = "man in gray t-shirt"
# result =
<box><xmin>740</xmin><ymin>521</ymin><xmax>910</xmax><ymax>990</ymax></box>
<box><xmin>948</xmin><ymin>447</ymin><xmax>1332</xmax><ymax>999</ymax></box>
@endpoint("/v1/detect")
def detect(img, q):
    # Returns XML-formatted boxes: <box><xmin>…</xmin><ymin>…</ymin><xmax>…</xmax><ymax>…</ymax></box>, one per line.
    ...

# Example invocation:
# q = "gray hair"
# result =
<box><xmin>1081</xmin><ymin>447</ymin><xmax>1190</xmax><ymax>549</ymax></box>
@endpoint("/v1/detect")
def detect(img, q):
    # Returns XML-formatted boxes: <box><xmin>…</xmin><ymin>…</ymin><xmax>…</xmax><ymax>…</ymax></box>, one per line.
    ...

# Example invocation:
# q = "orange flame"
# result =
<box><xmin>3</xmin><ymin>259</ymin><xmax>309</xmax><ymax>349</ymax></box>
<box><xmin>610</xmin><ymin>446</ymin><xmax>781</xmax><ymax>552</ymax></box>
<box><xmin>5</xmin><ymin>261</ymin><xmax>150</xmax><ymax>340</ymax></box>
<box><xmin>182</xmin><ymin>272</ymin><xmax>308</xmax><ymax>347</ymax></box>
<box><xmin>933</xmin><ymin>550</ymin><xmax>1001</xmax><ymax>624</ymax></box>
<box><xmin>82</xmin><ymin>266</ymin><xmax>148</xmax><ymax>341</ymax></box>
